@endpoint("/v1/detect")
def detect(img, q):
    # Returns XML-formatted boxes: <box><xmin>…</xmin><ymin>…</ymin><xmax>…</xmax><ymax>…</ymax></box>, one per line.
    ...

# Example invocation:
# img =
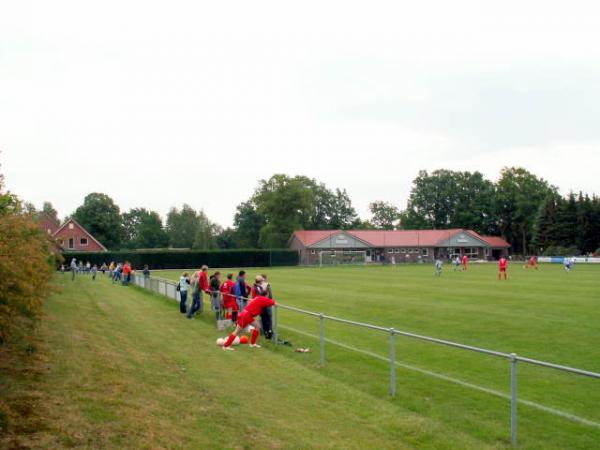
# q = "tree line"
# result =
<box><xmin>33</xmin><ymin>167</ymin><xmax>600</xmax><ymax>255</ymax></box>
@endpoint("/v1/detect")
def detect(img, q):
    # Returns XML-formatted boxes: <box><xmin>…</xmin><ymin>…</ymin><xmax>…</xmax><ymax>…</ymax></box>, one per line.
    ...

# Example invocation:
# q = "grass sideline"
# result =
<box><xmin>1</xmin><ymin>273</ymin><xmax>492</xmax><ymax>450</ymax></box>
<box><xmin>154</xmin><ymin>263</ymin><xmax>600</xmax><ymax>449</ymax></box>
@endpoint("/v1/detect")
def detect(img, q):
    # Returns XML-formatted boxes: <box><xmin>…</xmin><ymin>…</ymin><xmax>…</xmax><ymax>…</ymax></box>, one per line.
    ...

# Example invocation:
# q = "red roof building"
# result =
<box><xmin>45</xmin><ymin>218</ymin><xmax>107</xmax><ymax>252</ymax></box>
<box><xmin>289</xmin><ymin>229</ymin><xmax>509</xmax><ymax>265</ymax></box>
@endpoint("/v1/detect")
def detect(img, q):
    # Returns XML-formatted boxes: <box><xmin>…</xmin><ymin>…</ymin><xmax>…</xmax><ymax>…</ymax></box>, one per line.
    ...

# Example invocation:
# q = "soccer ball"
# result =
<box><xmin>216</xmin><ymin>338</ymin><xmax>225</xmax><ymax>346</ymax></box>
<box><xmin>240</xmin><ymin>335</ymin><xmax>249</xmax><ymax>344</ymax></box>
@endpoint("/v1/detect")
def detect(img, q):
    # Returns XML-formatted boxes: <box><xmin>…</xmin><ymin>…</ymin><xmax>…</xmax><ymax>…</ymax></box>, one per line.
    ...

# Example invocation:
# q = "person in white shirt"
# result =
<box><xmin>178</xmin><ymin>272</ymin><xmax>190</xmax><ymax>314</ymax></box>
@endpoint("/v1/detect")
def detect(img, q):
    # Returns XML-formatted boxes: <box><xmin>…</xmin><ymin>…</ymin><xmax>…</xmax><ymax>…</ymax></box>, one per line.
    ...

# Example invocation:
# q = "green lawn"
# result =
<box><xmin>2</xmin><ymin>264</ymin><xmax>599</xmax><ymax>449</ymax></box>
<box><xmin>153</xmin><ymin>263</ymin><xmax>600</xmax><ymax>449</ymax></box>
<box><xmin>3</xmin><ymin>271</ymin><xmax>497</xmax><ymax>450</ymax></box>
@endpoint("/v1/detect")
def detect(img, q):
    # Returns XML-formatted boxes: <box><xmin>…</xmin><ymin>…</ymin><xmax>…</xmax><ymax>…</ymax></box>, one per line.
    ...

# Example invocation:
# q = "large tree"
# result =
<box><xmin>234</xmin><ymin>174</ymin><xmax>359</xmax><ymax>248</ymax></box>
<box><xmin>233</xmin><ymin>201</ymin><xmax>265</xmax><ymax>248</ymax></box>
<box><xmin>254</xmin><ymin>174</ymin><xmax>316</xmax><ymax>248</ymax></box>
<box><xmin>401</xmin><ymin>170</ymin><xmax>497</xmax><ymax>234</ymax></box>
<box><xmin>308</xmin><ymin>186</ymin><xmax>358</xmax><ymax>230</ymax></box>
<box><xmin>165</xmin><ymin>204</ymin><xmax>199</xmax><ymax>248</ymax></box>
<box><xmin>42</xmin><ymin>201</ymin><xmax>59</xmax><ymax>223</ymax></box>
<box><xmin>369</xmin><ymin>201</ymin><xmax>400</xmax><ymax>230</ymax></box>
<box><xmin>122</xmin><ymin>208</ymin><xmax>168</xmax><ymax>249</ymax></box>
<box><xmin>192</xmin><ymin>211</ymin><xmax>220</xmax><ymax>250</ymax></box>
<box><xmin>73</xmin><ymin>193</ymin><xmax>123</xmax><ymax>249</ymax></box>
<box><xmin>496</xmin><ymin>167</ymin><xmax>555</xmax><ymax>254</ymax></box>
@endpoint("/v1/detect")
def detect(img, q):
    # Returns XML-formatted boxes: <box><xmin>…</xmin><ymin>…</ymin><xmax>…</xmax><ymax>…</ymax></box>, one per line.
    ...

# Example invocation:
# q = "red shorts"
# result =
<box><xmin>499</xmin><ymin>267</ymin><xmax>506</xmax><ymax>272</ymax></box>
<box><xmin>237</xmin><ymin>311</ymin><xmax>255</xmax><ymax>328</ymax></box>
<box><xmin>223</xmin><ymin>294</ymin><xmax>237</xmax><ymax>310</ymax></box>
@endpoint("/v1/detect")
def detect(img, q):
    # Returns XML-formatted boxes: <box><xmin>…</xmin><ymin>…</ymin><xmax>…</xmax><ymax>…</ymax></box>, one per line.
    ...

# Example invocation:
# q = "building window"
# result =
<box><xmin>68</xmin><ymin>238</ymin><xmax>74</xmax><ymax>249</ymax></box>
<box><xmin>401</xmin><ymin>248</ymin><xmax>406</xmax><ymax>253</ymax></box>
<box><xmin>310</xmin><ymin>249</ymin><xmax>316</xmax><ymax>255</ymax></box>
<box><xmin>387</xmin><ymin>248</ymin><xmax>393</xmax><ymax>253</ymax></box>
<box><xmin>394</xmin><ymin>248</ymin><xmax>400</xmax><ymax>253</ymax></box>
<box><xmin>80</xmin><ymin>237</ymin><xmax>88</xmax><ymax>246</ymax></box>
<box><xmin>422</xmin><ymin>248</ymin><xmax>428</xmax><ymax>256</ymax></box>
<box><xmin>68</xmin><ymin>223</ymin><xmax>74</xmax><ymax>230</ymax></box>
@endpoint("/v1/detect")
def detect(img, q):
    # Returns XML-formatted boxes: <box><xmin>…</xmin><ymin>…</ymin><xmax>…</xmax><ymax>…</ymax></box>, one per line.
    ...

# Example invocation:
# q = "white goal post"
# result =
<box><xmin>318</xmin><ymin>250</ymin><xmax>367</xmax><ymax>267</ymax></box>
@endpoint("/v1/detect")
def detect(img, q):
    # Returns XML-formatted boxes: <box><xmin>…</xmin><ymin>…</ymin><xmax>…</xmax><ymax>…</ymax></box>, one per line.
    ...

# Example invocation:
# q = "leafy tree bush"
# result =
<box><xmin>0</xmin><ymin>178</ymin><xmax>57</xmax><ymax>343</ymax></box>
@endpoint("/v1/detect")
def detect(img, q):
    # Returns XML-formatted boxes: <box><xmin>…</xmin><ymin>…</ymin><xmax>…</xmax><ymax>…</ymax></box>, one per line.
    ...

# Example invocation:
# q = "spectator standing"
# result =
<box><xmin>259</xmin><ymin>274</ymin><xmax>274</xmax><ymax>339</ymax></box>
<box><xmin>70</xmin><ymin>258</ymin><xmax>77</xmax><ymax>281</ymax></box>
<box><xmin>252</xmin><ymin>275</ymin><xmax>265</xmax><ymax>298</ymax></box>
<box><xmin>187</xmin><ymin>271</ymin><xmax>202</xmax><ymax>318</ymax></box>
<box><xmin>199</xmin><ymin>265</ymin><xmax>209</xmax><ymax>307</ymax></box>
<box><xmin>122</xmin><ymin>261</ymin><xmax>132</xmax><ymax>285</ymax></box>
<box><xmin>209</xmin><ymin>271</ymin><xmax>222</xmax><ymax>321</ymax></box>
<box><xmin>234</xmin><ymin>270</ymin><xmax>250</xmax><ymax>311</ymax></box>
<box><xmin>220</xmin><ymin>273</ymin><xmax>237</xmax><ymax>322</ymax></box>
<box><xmin>100</xmin><ymin>262</ymin><xmax>107</xmax><ymax>274</ymax></box>
<box><xmin>143</xmin><ymin>264</ymin><xmax>150</xmax><ymax>278</ymax></box>
<box><xmin>91</xmin><ymin>264</ymin><xmax>98</xmax><ymax>280</ymax></box>
<box><xmin>178</xmin><ymin>272</ymin><xmax>190</xmax><ymax>314</ymax></box>
<box><xmin>113</xmin><ymin>263</ymin><xmax>123</xmax><ymax>283</ymax></box>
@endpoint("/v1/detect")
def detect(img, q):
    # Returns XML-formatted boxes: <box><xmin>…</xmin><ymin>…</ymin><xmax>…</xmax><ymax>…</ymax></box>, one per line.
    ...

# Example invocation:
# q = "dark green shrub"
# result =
<box><xmin>61</xmin><ymin>249</ymin><xmax>299</xmax><ymax>270</ymax></box>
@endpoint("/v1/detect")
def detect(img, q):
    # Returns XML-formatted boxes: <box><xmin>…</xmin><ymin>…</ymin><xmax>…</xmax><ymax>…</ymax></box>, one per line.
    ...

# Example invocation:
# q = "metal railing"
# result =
<box><xmin>127</xmin><ymin>274</ymin><xmax>600</xmax><ymax>448</ymax></box>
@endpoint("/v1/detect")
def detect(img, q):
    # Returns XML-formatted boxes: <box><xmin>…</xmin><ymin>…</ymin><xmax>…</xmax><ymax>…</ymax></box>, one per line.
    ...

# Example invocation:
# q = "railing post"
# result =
<box><xmin>273</xmin><ymin>305</ymin><xmax>278</xmax><ymax>345</ymax></box>
<box><xmin>511</xmin><ymin>353</ymin><xmax>517</xmax><ymax>447</ymax></box>
<box><xmin>319</xmin><ymin>313</ymin><xmax>325</xmax><ymax>366</ymax></box>
<box><xmin>390</xmin><ymin>328</ymin><xmax>396</xmax><ymax>397</ymax></box>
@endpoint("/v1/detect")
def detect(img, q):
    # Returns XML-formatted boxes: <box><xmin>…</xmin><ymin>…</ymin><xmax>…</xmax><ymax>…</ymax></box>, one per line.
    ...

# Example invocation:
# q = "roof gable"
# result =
<box><xmin>435</xmin><ymin>230</ymin><xmax>490</xmax><ymax>248</ymax></box>
<box><xmin>54</xmin><ymin>218</ymin><xmax>108</xmax><ymax>251</ymax></box>
<box><xmin>311</xmin><ymin>232</ymin><xmax>371</xmax><ymax>249</ymax></box>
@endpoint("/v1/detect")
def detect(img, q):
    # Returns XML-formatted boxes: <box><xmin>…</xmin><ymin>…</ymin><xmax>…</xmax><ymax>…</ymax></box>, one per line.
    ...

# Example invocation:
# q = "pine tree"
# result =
<box><xmin>532</xmin><ymin>194</ymin><xmax>560</xmax><ymax>252</ymax></box>
<box><xmin>554</xmin><ymin>192</ymin><xmax>578</xmax><ymax>250</ymax></box>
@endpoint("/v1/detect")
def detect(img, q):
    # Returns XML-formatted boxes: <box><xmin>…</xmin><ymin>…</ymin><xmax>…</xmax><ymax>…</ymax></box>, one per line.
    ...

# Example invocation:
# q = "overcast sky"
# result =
<box><xmin>1</xmin><ymin>1</ymin><xmax>600</xmax><ymax>227</ymax></box>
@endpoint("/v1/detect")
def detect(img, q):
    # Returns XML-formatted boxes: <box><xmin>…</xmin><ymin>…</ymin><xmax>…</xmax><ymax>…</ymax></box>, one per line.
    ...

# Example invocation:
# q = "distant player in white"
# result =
<box><xmin>434</xmin><ymin>258</ymin><xmax>443</xmax><ymax>276</ymax></box>
<box><xmin>454</xmin><ymin>256</ymin><xmax>461</xmax><ymax>271</ymax></box>
<box><xmin>564</xmin><ymin>257</ymin><xmax>573</xmax><ymax>273</ymax></box>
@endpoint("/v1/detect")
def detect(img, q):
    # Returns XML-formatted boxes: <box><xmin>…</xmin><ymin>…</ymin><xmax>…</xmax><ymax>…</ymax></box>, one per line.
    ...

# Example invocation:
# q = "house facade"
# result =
<box><xmin>46</xmin><ymin>218</ymin><xmax>107</xmax><ymax>252</ymax></box>
<box><xmin>289</xmin><ymin>229</ymin><xmax>510</xmax><ymax>265</ymax></box>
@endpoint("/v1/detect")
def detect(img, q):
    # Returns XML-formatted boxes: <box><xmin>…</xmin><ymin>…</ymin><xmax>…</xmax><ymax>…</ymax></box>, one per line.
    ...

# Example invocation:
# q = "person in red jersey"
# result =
<box><xmin>199</xmin><ymin>265</ymin><xmax>210</xmax><ymax>294</ymax></box>
<box><xmin>220</xmin><ymin>273</ymin><xmax>238</xmax><ymax>321</ymax></box>
<box><xmin>462</xmin><ymin>254</ymin><xmax>468</xmax><ymax>271</ymax></box>
<box><xmin>498</xmin><ymin>256</ymin><xmax>508</xmax><ymax>280</ymax></box>
<box><xmin>525</xmin><ymin>255</ymin><xmax>538</xmax><ymax>270</ymax></box>
<box><xmin>222</xmin><ymin>296</ymin><xmax>276</xmax><ymax>350</ymax></box>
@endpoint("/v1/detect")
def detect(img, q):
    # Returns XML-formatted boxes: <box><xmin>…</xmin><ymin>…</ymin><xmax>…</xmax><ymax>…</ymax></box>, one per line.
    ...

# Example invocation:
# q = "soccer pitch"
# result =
<box><xmin>156</xmin><ymin>263</ymin><xmax>600</xmax><ymax>449</ymax></box>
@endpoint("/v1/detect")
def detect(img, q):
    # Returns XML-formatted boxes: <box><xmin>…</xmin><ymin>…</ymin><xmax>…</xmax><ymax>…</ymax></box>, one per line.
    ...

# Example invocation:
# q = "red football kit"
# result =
<box><xmin>499</xmin><ymin>258</ymin><xmax>508</xmax><ymax>272</ymax></box>
<box><xmin>220</xmin><ymin>280</ymin><xmax>237</xmax><ymax>310</ymax></box>
<box><xmin>237</xmin><ymin>296</ymin><xmax>276</xmax><ymax>327</ymax></box>
<box><xmin>223</xmin><ymin>296</ymin><xmax>277</xmax><ymax>348</ymax></box>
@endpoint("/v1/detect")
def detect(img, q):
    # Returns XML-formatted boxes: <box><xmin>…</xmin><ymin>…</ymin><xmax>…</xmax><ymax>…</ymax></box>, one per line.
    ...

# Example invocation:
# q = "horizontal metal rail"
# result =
<box><xmin>127</xmin><ymin>273</ymin><xmax>599</xmax><ymax>447</ymax></box>
<box><xmin>275</xmin><ymin>301</ymin><xmax>600</xmax><ymax>379</ymax></box>
<box><xmin>129</xmin><ymin>274</ymin><xmax>600</xmax><ymax>379</ymax></box>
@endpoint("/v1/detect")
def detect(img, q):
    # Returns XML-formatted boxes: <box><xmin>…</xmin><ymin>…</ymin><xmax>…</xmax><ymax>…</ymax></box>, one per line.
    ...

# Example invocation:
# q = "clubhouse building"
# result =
<box><xmin>289</xmin><ymin>229</ymin><xmax>510</xmax><ymax>265</ymax></box>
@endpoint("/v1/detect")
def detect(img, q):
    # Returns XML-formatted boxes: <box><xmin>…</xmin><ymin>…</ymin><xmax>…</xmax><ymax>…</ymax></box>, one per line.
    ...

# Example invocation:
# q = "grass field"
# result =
<box><xmin>2</xmin><ymin>263</ymin><xmax>599</xmax><ymax>449</ymax></box>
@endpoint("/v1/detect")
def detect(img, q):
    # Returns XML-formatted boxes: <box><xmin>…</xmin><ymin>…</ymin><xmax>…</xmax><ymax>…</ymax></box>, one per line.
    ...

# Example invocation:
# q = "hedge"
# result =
<box><xmin>60</xmin><ymin>249</ymin><xmax>299</xmax><ymax>270</ymax></box>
